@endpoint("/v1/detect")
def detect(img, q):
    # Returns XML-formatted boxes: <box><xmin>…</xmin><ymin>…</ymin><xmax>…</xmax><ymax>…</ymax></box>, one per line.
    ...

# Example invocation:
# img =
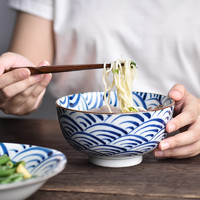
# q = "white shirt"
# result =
<box><xmin>9</xmin><ymin>0</ymin><xmax>200</xmax><ymax>98</ymax></box>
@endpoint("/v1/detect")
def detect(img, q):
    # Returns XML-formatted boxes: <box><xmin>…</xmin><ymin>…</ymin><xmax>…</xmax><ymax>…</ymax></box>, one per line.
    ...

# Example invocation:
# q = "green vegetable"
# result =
<box><xmin>0</xmin><ymin>173</ymin><xmax>24</xmax><ymax>184</ymax></box>
<box><xmin>130</xmin><ymin>61</ymin><xmax>137</xmax><ymax>69</ymax></box>
<box><xmin>128</xmin><ymin>107</ymin><xmax>138</xmax><ymax>112</ymax></box>
<box><xmin>0</xmin><ymin>166</ymin><xmax>16</xmax><ymax>177</ymax></box>
<box><xmin>0</xmin><ymin>154</ymin><xmax>11</xmax><ymax>165</ymax></box>
<box><xmin>13</xmin><ymin>160</ymin><xmax>25</xmax><ymax>167</ymax></box>
<box><xmin>6</xmin><ymin>161</ymin><xmax>14</xmax><ymax>168</ymax></box>
<box><xmin>112</xmin><ymin>69</ymin><xmax>119</xmax><ymax>74</ymax></box>
<box><xmin>0</xmin><ymin>154</ymin><xmax>33</xmax><ymax>184</ymax></box>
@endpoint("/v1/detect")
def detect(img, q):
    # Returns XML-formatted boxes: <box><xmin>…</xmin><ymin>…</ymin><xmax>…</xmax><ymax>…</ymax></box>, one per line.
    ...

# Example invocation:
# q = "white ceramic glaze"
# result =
<box><xmin>0</xmin><ymin>143</ymin><xmax>67</xmax><ymax>200</ymax></box>
<box><xmin>56</xmin><ymin>91</ymin><xmax>174</xmax><ymax>168</ymax></box>
<box><xmin>88</xmin><ymin>155</ymin><xmax>142</xmax><ymax>168</ymax></box>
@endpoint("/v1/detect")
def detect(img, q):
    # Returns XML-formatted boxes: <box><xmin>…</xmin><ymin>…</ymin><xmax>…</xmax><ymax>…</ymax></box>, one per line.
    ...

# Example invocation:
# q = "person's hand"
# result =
<box><xmin>0</xmin><ymin>52</ymin><xmax>52</xmax><ymax>115</ymax></box>
<box><xmin>154</xmin><ymin>83</ymin><xmax>200</xmax><ymax>158</ymax></box>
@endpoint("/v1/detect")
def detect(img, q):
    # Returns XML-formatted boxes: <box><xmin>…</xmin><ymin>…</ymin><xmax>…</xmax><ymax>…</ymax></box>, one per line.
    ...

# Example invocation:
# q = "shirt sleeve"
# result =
<box><xmin>8</xmin><ymin>0</ymin><xmax>53</xmax><ymax>21</ymax></box>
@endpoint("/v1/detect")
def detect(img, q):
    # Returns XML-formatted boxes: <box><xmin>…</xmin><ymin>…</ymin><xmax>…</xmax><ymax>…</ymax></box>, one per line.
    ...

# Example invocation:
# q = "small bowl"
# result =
<box><xmin>56</xmin><ymin>91</ymin><xmax>174</xmax><ymax>168</ymax></box>
<box><xmin>0</xmin><ymin>143</ymin><xmax>66</xmax><ymax>200</ymax></box>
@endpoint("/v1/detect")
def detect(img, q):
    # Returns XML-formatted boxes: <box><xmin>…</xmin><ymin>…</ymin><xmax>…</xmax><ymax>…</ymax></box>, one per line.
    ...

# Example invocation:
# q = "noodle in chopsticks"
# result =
<box><xmin>103</xmin><ymin>58</ymin><xmax>145</xmax><ymax>113</ymax></box>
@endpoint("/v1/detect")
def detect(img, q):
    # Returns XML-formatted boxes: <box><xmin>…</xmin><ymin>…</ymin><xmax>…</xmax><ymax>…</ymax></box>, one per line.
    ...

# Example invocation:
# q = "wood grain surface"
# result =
<box><xmin>0</xmin><ymin>118</ymin><xmax>200</xmax><ymax>200</ymax></box>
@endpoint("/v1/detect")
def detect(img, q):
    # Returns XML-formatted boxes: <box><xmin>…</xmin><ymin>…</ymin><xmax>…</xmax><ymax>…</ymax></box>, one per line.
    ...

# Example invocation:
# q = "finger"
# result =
<box><xmin>13</xmin><ymin>89</ymin><xmax>46</xmax><ymax>115</ymax></box>
<box><xmin>30</xmin><ymin>74</ymin><xmax>52</xmax><ymax>98</ymax></box>
<box><xmin>167</xmin><ymin>84</ymin><xmax>199</xmax><ymax>132</ymax></box>
<box><xmin>0</xmin><ymin>68</ymin><xmax>30</xmax><ymax>89</ymax></box>
<box><xmin>3</xmin><ymin>84</ymin><xmax>38</xmax><ymax>107</ymax></box>
<box><xmin>0</xmin><ymin>59</ymin><xmax>50</xmax><ymax>90</ymax></box>
<box><xmin>166</xmin><ymin>107</ymin><xmax>198</xmax><ymax>133</ymax></box>
<box><xmin>32</xmin><ymin>89</ymin><xmax>46</xmax><ymax>111</ymax></box>
<box><xmin>168</xmin><ymin>83</ymin><xmax>186</xmax><ymax>106</ymax></box>
<box><xmin>0</xmin><ymin>74</ymin><xmax>44</xmax><ymax>104</ymax></box>
<box><xmin>154</xmin><ymin>140</ymin><xmax>200</xmax><ymax>158</ymax></box>
<box><xmin>0</xmin><ymin>52</ymin><xmax>35</xmax><ymax>74</ymax></box>
<box><xmin>10</xmin><ymin>74</ymin><xmax>52</xmax><ymax>115</ymax></box>
<box><xmin>0</xmin><ymin>52</ymin><xmax>18</xmax><ymax>74</ymax></box>
<box><xmin>158</xmin><ymin>115</ymin><xmax>200</xmax><ymax>150</ymax></box>
<box><xmin>1</xmin><ymin>73</ymin><xmax>52</xmax><ymax>114</ymax></box>
<box><xmin>37</xmin><ymin>60</ymin><xmax>50</xmax><ymax>67</ymax></box>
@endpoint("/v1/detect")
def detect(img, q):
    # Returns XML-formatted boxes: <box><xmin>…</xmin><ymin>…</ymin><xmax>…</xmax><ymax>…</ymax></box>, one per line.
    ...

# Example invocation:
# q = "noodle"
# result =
<box><xmin>103</xmin><ymin>58</ymin><xmax>145</xmax><ymax>113</ymax></box>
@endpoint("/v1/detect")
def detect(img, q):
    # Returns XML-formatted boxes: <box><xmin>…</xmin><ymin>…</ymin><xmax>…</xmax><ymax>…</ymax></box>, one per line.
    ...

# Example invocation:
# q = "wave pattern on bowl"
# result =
<box><xmin>57</xmin><ymin>92</ymin><xmax>174</xmax><ymax>157</ymax></box>
<box><xmin>0</xmin><ymin>143</ymin><xmax>66</xmax><ymax>176</ymax></box>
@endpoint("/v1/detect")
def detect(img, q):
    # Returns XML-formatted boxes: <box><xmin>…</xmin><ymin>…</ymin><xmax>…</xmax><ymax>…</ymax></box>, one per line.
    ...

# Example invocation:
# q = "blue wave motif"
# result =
<box><xmin>0</xmin><ymin>143</ymin><xmax>66</xmax><ymax>176</ymax></box>
<box><xmin>57</xmin><ymin>91</ymin><xmax>174</xmax><ymax>111</ymax></box>
<box><xmin>56</xmin><ymin>91</ymin><xmax>174</xmax><ymax>157</ymax></box>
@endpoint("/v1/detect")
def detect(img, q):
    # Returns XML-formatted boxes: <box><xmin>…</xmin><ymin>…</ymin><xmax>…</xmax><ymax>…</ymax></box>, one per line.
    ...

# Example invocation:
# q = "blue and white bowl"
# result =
<box><xmin>56</xmin><ymin>91</ymin><xmax>174</xmax><ymax>168</ymax></box>
<box><xmin>0</xmin><ymin>143</ymin><xmax>66</xmax><ymax>200</ymax></box>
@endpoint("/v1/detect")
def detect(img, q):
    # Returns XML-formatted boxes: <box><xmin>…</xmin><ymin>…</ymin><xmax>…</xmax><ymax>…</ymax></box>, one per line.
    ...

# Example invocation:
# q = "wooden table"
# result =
<box><xmin>0</xmin><ymin>118</ymin><xmax>200</xmax><ymax>200</ymax></box>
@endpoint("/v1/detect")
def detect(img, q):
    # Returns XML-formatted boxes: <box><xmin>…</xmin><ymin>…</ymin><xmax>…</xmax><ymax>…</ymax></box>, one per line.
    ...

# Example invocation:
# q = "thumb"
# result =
<box><xmin>168</xmin><ymin>83</ymin><xmax>186</xmax><ymax>102</ymax></box>
<box><xmin>37</xmin><ymin>60</ymin><xmax>50</xmax><ymax>67</ymax></box>
<box><xmin>168</xmin><ymin>83</ymin><xmax>188</xmax><ymax>119</ymax></box>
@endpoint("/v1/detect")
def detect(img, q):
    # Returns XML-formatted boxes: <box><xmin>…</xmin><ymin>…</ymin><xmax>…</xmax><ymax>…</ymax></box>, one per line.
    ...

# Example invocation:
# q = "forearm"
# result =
<box><xmin>9</xmin><ymin>11</ymin><xmax>55</xmax><ymax>65</ymax></box>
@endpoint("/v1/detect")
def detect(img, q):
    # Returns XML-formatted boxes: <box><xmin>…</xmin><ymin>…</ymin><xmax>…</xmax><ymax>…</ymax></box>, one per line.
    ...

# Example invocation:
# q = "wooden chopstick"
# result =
<box><xmin>6</xmin><ymin>63</ymin><xmax>111</xmax><ymax>75</ymax></box>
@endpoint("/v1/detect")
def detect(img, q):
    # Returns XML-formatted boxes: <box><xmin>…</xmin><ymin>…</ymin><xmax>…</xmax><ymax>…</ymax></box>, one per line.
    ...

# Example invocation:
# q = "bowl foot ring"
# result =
<box><xmin>88</xmin><ymin>155</ymin><xmax>142</xmax><ymax>168</ymax></box>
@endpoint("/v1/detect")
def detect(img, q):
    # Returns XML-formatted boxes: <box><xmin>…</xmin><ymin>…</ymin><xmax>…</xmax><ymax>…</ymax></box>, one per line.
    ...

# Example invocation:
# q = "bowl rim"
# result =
<box><xmin>0</xmin><ymin>142</ymin><xmax>67</xmax><ymax>191</ymax></box>
<box><xmin>55</xmin><ymin>91</ymin><xmax>175</xmax><ymax>115</ymax></box>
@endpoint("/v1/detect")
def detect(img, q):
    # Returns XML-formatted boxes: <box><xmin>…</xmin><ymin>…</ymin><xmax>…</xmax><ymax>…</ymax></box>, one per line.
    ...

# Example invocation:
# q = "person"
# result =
<box><xmin>1</xmin><ymin>0</ymin><xmax>200</xmax><ymax>159</ymax></box>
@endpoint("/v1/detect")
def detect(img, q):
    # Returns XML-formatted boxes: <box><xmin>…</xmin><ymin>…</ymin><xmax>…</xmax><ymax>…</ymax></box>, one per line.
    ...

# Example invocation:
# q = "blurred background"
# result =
<box><xmin>0</xmin><ymin>0</ymin><xmax>57</xmax><ymax>119</ymax></box>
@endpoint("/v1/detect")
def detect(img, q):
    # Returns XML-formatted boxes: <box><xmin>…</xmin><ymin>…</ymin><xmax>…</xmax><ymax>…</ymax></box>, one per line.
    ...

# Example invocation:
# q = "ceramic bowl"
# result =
<box><xmin>0</xmin><ymin>143</ymin><xmax>66</xmax><ymax>200</ymax></box>
<box><xmin>56</xmin><ymin>91</ymin><xmax>174</xmax><ymax>168</ymax></box>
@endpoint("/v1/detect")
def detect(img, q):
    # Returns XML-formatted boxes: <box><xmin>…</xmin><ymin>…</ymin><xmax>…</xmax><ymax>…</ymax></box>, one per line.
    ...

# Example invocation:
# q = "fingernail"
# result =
<box><xmin>19</xmin><ymin>70</ymin><xmax>29</xmax><ymax>79</ymax></box>
<box><xmin>170</xmin><ymin>90</ymin><xmax>181</xmax><ymax>99</ymax></box>
<box><xmin>32</xmin><ymin>74</ymin><xmax>43</xmax><ymax>81</ymax></box>
<box><xmin>155</xmin><ymin>151</ymin><xmax>164</xmax><ymax>157</ymax></box>
<box><xmin>161</xmin><ymin>142</ymin><xmax>170</xmax><ymax>151</ymax></box>
<box><xmin>44</xmin><ymin>73</ymin><xmax>52</xmax><ymax>81</ymax></box>
<box><xmin>38</xmin><ymin>60</ymin><xmax>50</xmax><ymax>67</ymax></box>
<box><xmin>169</xmin><ymin>124</ymin><xmax>176</xmax><ymax>133</ymax></box>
